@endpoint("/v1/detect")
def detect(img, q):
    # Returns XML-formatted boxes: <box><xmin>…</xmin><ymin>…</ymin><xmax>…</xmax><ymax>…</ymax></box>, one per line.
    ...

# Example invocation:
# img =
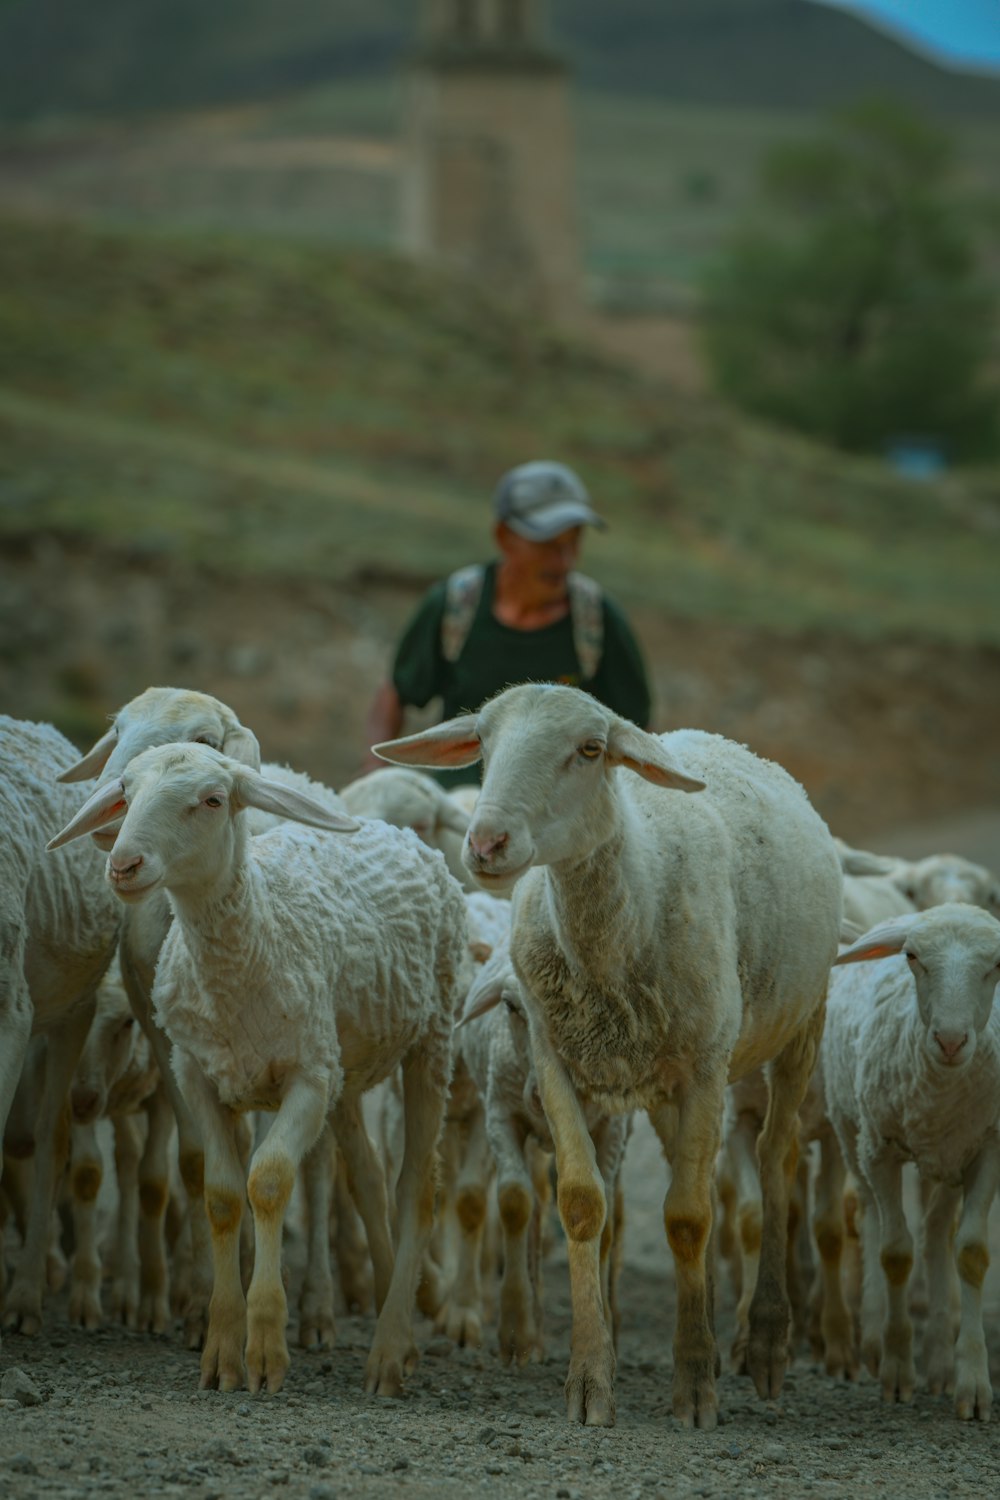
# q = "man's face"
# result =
<box><xmin>496</xmin><ymin>524</ymin><xmax>582</xmax><ymax>595</ymax></box>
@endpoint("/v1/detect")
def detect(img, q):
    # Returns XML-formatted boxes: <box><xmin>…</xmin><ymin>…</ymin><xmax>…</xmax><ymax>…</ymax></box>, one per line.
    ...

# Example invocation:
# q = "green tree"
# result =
<box><xmin>701</xmin><ymin>100</ymin><xmax>998</xmax><ymax>462</ymax></box>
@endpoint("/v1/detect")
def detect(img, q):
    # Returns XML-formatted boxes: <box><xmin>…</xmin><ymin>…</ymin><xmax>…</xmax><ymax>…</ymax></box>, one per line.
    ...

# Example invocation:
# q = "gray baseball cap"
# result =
<box><xmin>492</xmin><ymin>461</ymin><xmax>607</xmax><ymax>541</ymax></box>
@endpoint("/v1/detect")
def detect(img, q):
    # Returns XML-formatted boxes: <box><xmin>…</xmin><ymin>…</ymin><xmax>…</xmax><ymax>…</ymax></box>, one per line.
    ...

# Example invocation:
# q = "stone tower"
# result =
<box><xmin>400</xmin><ymin>0</ymin><xmax>580</xmax><ymax>317</ymax></box>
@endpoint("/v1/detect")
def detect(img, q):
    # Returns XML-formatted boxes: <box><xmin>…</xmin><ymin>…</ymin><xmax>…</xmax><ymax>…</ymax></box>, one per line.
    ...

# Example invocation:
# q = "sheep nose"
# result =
<box><xmin>933</xmin><ymin>1030</ymin><xmax>968</xmax><ymax>1062</ymax></box>
<box><xmin>71</xmin><ymin>1087</ymin><xmax>100</xmax><ymax>1122</ymax></box>
<box><xmin>109</xmin><ymin>852</ymin><xmax>143</xmax><ymax>882</ymax></box>
<box><xmin>468</xmin><ymin>829</ymin><xmax>508</xmax><ymax>861</ymax></box>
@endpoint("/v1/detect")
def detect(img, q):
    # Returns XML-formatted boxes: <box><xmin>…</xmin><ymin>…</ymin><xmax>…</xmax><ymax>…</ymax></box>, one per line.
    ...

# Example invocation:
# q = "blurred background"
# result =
<box><xmin>1</xmin><ymin>0</ymin><xmax>998</xmax><ymax>856</ymax></box>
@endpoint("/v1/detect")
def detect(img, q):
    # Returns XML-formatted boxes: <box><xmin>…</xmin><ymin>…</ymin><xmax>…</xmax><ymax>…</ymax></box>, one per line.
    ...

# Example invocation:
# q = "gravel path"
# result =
<box><xmin>2</xmin><ymin>1112</ymin><xmax>998</xmax><ymax>1500</ymax></box>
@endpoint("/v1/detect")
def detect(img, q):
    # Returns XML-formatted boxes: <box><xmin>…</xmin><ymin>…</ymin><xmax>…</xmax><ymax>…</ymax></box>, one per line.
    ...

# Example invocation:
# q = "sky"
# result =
<box><xmin>813</xmin><ymin>0</ymin><xmax>1000</xmax><ymax>71</ymax></box>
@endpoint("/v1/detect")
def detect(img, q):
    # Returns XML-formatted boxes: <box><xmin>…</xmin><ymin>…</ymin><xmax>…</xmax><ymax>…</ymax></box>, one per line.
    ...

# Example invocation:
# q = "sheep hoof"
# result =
<box><xmin>672</xmin><ymin>1358</ymin><xmax>718</xmax><ymax>1430</ymax></box>
<box><xmin>565</xmin><ymin>1360</ymin><xmax>616</xmax><ymax>1427</ymax></box>
<box><xmin>954</xmin><ymin>1356</ymin><xmax>991</xmax><ymax>1421</ymax></box>
<box><xmin>200</xmin><ymin>1320</ymin><xmax>247</xmax><ymax>1392</ymax></box>
<box><xmin>437</xmin><ymin>1303</ymin><xmax>482</xmax><ymax>1350</ymax></box>
<box><xmin>879</xmin><ymin>1352</ymin><xmax>915</xmax><ymax>1404</ymax></box>
<box><xmin>246</xmin><ymin>1320</ymin><xmax>291</xmax><ymax>1395</ymax></box>
<box><xmin>747</xmin><ymin>1323</ymin><xmax>789</xmax><ymax>1401</ymax></box>
<box><xmin>1</xmin><ymin>1288</ymin><xmax>43</xmax><ymax>1337</ymax></box>
<box><xmin>364</xmin><ymin>1342</ymin><xmax>417</xmax><ymax>1398</ymax></box>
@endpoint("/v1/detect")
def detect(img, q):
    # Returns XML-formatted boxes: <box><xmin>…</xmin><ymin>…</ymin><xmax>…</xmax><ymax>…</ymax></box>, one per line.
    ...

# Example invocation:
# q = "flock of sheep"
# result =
<box><xmin>1</xmin><ymin>683</ymin><xmax>999</xmax><ymax>1435</ymax></box>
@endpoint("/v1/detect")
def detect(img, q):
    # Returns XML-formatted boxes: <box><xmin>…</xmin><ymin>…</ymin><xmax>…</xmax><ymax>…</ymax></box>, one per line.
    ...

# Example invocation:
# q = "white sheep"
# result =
<box><xmin>48</xmin><ymin>740</ymin><xmax>470</xmax><ymax>1397</ymax></box>
<box><xmin>58</xmin><ymin>685</ymin><xmax>355</xmax><ymax>1345</ymax></box>
<box><xmin>889</xmin><ymin>852</ymin><xmax>1000</xmax><ymax>916</ymax></box>
<box><xmin>58</xmin><ymin>687</ymin><xmax>264</xmax><ymax>1343</ymax></box>
<box><xmin>67</xmin><ymin>958</ymin><xmax>170</xmax><ymax>1331</ymax></box>
<box><xmin>376</xmin><ymin>682</ymin><xmax>843</xmax><ymax>1428</ymax></box>
<box><xmin>822</xmin><ymin>904</ymin><xmax>1000</xmax><ymax>1420</ymax></box>
<box><xmin>0</xmin><ymin>715</ymin><xmax>121</xmax><ymax>1341</ymax></box>
<box><xmin>340</xmin><ymin>766</ymin><xmax>477</xmax><ymax>893</ymax></box>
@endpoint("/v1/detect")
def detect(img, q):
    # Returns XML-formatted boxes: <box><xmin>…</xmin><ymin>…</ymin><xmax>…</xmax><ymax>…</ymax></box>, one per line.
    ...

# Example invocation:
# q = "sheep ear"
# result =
<box><xmin>57</xmin><ymin>725</ymin><xmax>118</xmax><ymax>783</ymax></box>
<box><xmin>47</xmin><ymin>778</ymin><xmax>128</xmax><ymax>850</ymax></box>
<box><xmin>606</xmin><ymin>722</ymin><xmax>706</xmax><ymax>793</ymax></box>
<box><xmin>221</xmin><ymin>722</ymin><xmax>262</xmax><ymax>771</ymax></box>
<box><xmin>374</xmin><ymin>714</ymin><xmax>482</xmax><ymax>770</ymax></box>
<box><xmin>833</xmin><ymin>914</ymin><xmax>920</xmax><ymax>965</ymax></box>
<box><xmin>232</xmin><ymin>771</ymin><xmax>360</xmax><ymax>833</ymax></box>
<box><xmin>456</xmin><ymin>983</ymin><xmax>505</xmax><ymax>1028</ymax></box>
<box><xmin>835</xmin><ymin>839</ymin><xmax>897</xmax><ymax>877</ymax></box>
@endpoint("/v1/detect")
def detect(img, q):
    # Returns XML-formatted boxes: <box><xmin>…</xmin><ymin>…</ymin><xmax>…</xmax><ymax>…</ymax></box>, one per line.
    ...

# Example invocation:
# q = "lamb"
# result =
<box><xmin>339</xmin><ymin>766</ymin><xmax>478</xmax><ymax>893</ymax></box>
<box><xmin>67</xmin><ymin>958</ymin><xmax>170</xmax><ymax>1331</ymax></box>
<box><xmin>375</xmin><ymin>682</ymin><xmax>843</xmax><ymax>1428</ymax></box>
<box><xmin>48</xmin><ymin>741</ymin><xmax>471</xmax><ymax>1397</ymax></box>
<box><xmin>58</xmin><ymin>686</ymin><xmax>355</xmax><ymax>1344</ymax></box>
<box><xmin>58</xmin><ymin>687</ymin><xmax>264</xmax><ymax>1343</ymax></box>
<box><xmin>822</xmin><ymin>904</ymin><xmax>1000</xmax><ymax>1420</ymax></box>
<box><xmin>0</xmin><ymin>715</ymin><xmax>121</xmax><ymax>1342</ymax></box>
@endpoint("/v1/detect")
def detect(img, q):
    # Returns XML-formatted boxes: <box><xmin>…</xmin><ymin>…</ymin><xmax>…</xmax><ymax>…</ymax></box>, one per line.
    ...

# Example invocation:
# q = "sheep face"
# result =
<box><xmin>898</xmin><ymin>854</ymin><xmax>1000</xmax><ymax>916</ymax></box>
<box><xmin>835</xmin><ymin>905</ymin><xmax>1000</xmax><ymax>1072</ymax></box>
<box><xmin>58</xmin><ymin>687</ymin><xmax>261</xmax><ymax>850</ymax></box>
<box><xmin>375</xmin><ymin>684</ymin><xmax>702</xmax><ymax>893</ymax></box>
<box><xmin>46</xmin><ymin>743</ymin><xmax>359</xmax><ymax>897</ymax></box>
<box><xmin>71</xmin><ymin>976</ymin><xmax>139</xmax><ymax>1123</ymax></box>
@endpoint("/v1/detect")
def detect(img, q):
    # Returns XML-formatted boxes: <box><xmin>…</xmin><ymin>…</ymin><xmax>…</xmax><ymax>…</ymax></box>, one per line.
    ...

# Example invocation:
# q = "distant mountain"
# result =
<box><xmin>1</xmin><ymin>0</ymin><xmax>998</xmax><ymax>124</ymax></box>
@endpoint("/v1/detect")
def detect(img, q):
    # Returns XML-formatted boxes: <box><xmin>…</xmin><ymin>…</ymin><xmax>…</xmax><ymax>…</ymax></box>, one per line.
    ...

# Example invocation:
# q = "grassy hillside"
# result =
<box><xmin>1</xmin><ymin>0</ymin><xmax>998</xmax><ymax>125</ymax></box>
<box><xmin>2</xmin><ymin>216</ymin><xmax>997</xmax><ymax>645</ymax></box>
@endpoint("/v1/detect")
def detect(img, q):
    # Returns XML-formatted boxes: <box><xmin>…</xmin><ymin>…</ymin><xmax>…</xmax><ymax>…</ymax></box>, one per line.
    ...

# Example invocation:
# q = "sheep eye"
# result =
<box><xmin>203</xmin><ymin>795</ymin><xmax>224</xmax><ymax>809</ymax></box>
<box><xmin>195</xmin><ymin>734</ymin><xmax>221</xmax><ymax>750</ymax></box>
<box><xmin>579</xmin><ymin>740</ymin><xmax>603</xmax><ymax>760</ymax></box>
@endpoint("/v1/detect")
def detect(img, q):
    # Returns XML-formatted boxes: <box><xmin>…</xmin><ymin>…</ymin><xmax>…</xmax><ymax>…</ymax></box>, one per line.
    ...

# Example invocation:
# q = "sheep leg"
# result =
<box><xmin>124</xmin><ymin>953</ymin><xmax>211</xmax><ymax>1348</ymax></box>
<box><xmin>651</xmin><ymin>1078</ymin><xmax>723</xmax><ymax>1431</ymax></box>
<box><xmin>922</xmin><ymin>1179</ymin><xmax>961</xmax><ymax>1396</ymax></box>
<box><xmin>135</xmin><ymin>1081</ymin><xmax>173</xmax><ymax>1333</ymax></box>
<box><xmin>952</xmin><ymin>1139</ymin><xmax>1000</xmax><ymax>1421</ymax></box>
<box><xmin>811</xmin><ymin>1128</ymin><xmax>856</xmax><ymax>1378</ymax></box>
<box><xmin>296</xmin><ymin>1121</ymin><xmax>336</xmax><ymax>1350</ymax></box>
<box><xmin>528</xmin><ymin>1033</ymin><xmax>612</xmax><ymax>1426</ymax></box>
<box><xmin>436</xmin><ymin>1105</ymin><xmax>491</xmax><ymax>1350</ymax></box>
<box><xmin>245</xmin><ymin>1073</ymin><xmax>328</xmax><ymax>1395</ymax></box>
<box><xmin>747</xmin><ymin>1007</ymin><xmax>824</xmax><ymax>1402</ymax></box>
<box><xmin>364</xmin><ymin>1047</ymin><xmax>448</xmax><ymax>1399</ymax></box>
<box><xmin>177</xmin><ymin>1056</ymin><xmax>248</xmax><ymax>1393</ymax></box>
<box><xmin>0</xmin><ymin>954</ymin><xmax>33</xmax><ymax>1287</ymax></box>
<box><xmin>594</xmin><ymin>1117</ymin><xmax>629</xmax><ymax>1350</ymax></box>
<box><xmin>490</xmin><ymin>1111</ymin><xmax>540</xmax><ymax>1366</ymax></box>
<box><xmin>725</xmin><ymin>1108</ymin><xmax>762</xmax><ymax>1374</ymax></box>
<box><xmin>68</xmin><ymin>1118</ymin><xmax>104</xmax><ymax>1329</ymax></box>
<box><xmin>3</xmin><ymin>998</ymin><xmax>94</xmax><ymax>1336</ymax></box>
<box><xmin>334</xmin><ymin>1098</ymin><xmax>394</xmax><ymax>1313</ymax></box>
<box><xmin>332</xmin><ymin>1151</ymin><xmax>373</xmax><ymax>1314</ymax></box>
<box><xmin>108</xmin><ymin>1112</ymin><xmax>143</xmax><ymax>1329</ymax></box>
<box><xmin>866</xmin><ymin>1148</ymin><xmax>915</xmax><ymax>1403</ymax></box>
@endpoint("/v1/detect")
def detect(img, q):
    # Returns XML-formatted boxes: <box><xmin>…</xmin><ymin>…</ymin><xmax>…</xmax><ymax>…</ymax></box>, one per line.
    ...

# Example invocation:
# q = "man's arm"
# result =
<box><xmin>360</xmin><ymin>679</ymin><xmax>406</xmax><ymax>773</ymax></box>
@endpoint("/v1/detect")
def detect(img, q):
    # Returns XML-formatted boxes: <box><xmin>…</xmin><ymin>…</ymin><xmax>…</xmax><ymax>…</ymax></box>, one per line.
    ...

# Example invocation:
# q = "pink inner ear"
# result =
<box><xmin>377</xmin><ymin>736</ymin><xmax>481</xmax><ymax>770</ymax></box>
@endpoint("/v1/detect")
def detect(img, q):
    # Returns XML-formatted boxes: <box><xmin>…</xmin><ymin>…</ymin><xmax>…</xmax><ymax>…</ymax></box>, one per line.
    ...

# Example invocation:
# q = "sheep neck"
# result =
<box><xmin>544</xmin><ymin>815</ymin><xmax>647</xmax><ymax>980</ymax></box>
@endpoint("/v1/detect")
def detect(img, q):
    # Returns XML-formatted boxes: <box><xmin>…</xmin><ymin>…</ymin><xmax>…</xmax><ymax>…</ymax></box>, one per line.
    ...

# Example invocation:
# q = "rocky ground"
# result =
<box><xmin>3</xmin><ymin>533</ymin><xmax>1000</xmax><ymax>1498</ymax></box>
<box><xmin>2</xmin><ymin>1118</ymin><xmax>999</xmax><ymax>1500</ymax></box>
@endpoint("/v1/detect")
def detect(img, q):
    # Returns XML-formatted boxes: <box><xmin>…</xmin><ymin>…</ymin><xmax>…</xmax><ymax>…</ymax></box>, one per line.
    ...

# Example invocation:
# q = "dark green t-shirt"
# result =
<box><xmin>392</xmin><ymin>562</ymin><xmax>652</xmax><ymax>784</ymax></box>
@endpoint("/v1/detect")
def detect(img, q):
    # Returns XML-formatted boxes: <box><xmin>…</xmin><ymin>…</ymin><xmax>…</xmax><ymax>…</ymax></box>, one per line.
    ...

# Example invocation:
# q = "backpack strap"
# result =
<box><xmin>441</xmin><ymin>564</ymin><xmax>486</xmax><ymax>664</ymax></box>
<box><xmin>568</xmin><ymin>571</ymin><xmax>604</xmax><ymax>683</ymax></box>
<box><xmin>441</xmin><ymin>563</ymin><xmax>605</xmax><ymax>681</ymax></box>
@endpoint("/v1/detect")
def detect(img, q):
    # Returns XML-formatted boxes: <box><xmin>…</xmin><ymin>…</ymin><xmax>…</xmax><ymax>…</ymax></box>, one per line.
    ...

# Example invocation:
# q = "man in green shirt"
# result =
<box><xmin>363</xmin><ymin>460</ymin><xmax>652</xmax><ymax>784</ymax></box>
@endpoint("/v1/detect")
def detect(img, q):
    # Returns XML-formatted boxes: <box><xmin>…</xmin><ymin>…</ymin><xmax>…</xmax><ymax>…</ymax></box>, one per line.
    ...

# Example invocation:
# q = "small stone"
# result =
<box><xmin>392</xmin><ymin>1456</ymin><xmax>410</xmax><ymax>1471</ymax></box>
<box><xmin>1</xmin><ymin>1368</ymin><xmax>43</xmax><ymax>1407</ymax></box>
<box><xmin>425</xmin><ymin>1338</ymin><xmax>453</xmax><ymax>1358</ymax></box>
<box><xmin>478</xmin><ymin>1427</ymin><xmax>498</xmax><ymax>1445</ymax></box>
<box><xmin>763</xmin><ymin>1443</ymin><xmax>788</xmax><ymax>1463</ymax></box>
<box><xmin>309</xmin><ymin>1487</ymin><xmax>337</xmax><ymax>1500</ymax></box>
<box><xmin>9</xmin><ymin>1455</ymin><xmax>39</xmax><ymax>1475</ymax></box>
<box><xmin>303</xmin><ymin>1447</ymin><xmax>329</xmax><ymax>1468</ymax></box>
